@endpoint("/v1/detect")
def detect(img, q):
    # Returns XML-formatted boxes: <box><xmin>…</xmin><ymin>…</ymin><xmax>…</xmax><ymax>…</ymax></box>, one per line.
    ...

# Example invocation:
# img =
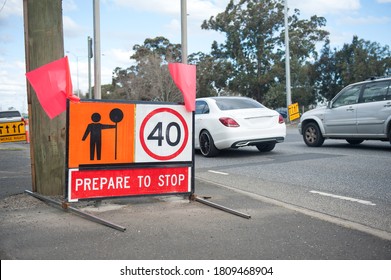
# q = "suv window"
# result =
<box><xmin>332</xmin><ymin>85</ymin><xmax>361</xmax><ymax>108</ymax></box>
<box><xmin>361</xmin><ymin>81</ymin><xmax>390</xmax><ymax>103</ymax></box>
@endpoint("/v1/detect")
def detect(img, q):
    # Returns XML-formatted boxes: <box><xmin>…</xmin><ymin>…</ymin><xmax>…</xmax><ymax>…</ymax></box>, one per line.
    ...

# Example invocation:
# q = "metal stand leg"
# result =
<box><xmin>191</xmin><ymin>194</ymin><xmax>251</xmax><ymax>219</ymax></box>
<box><xmin>25</xmin><ymin>190</ymin><xmax>126</xmax><ymax>232</ymax></box>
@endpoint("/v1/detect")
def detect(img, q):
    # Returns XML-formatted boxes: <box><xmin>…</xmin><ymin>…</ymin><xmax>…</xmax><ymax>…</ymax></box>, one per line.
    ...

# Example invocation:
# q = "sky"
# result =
<box><xmin>0</xmin><ymin>0</ymin><xmax>390</xmax><ymax>114</ymax></box>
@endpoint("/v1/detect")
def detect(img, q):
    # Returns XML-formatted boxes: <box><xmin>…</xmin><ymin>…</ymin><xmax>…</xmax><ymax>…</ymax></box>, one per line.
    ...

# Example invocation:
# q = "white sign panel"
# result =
<box><xmin>135</xmin><ymin>104</ymin><xmax>192</xmax><ymax>162</ymax></box>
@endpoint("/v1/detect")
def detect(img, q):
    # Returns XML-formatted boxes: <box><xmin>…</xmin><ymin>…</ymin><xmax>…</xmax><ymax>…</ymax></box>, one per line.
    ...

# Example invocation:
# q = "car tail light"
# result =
<box><xmin>219</xmin><ymin>117</ymin><xmax>240</xmax><ymax>127</ymax></box>
<box><xmin>278</xmin><ymin>114</ymin><xmax>284</xmax><ymax>124</ymax></box>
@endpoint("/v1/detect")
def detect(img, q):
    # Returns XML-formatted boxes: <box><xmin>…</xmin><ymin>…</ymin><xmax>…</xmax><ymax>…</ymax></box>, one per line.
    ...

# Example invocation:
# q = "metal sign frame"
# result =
<box><xmin>65</xmin><ymin>99</ymin><xmax>194</xmax><ymax>202</ymax></box>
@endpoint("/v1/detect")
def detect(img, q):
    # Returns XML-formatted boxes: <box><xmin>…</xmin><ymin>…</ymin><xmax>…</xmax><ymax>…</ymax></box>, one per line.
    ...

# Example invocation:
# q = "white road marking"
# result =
<box><xmin>195</xmin><ymin>177</ymin><xmax>390</xmax><ymax>240</ymax></box>
<box><xmin>310</xmin><ymin>190</ymin><xmax>376</xmax><ymax>206</ymax></box>
<box><xmin>208</xmin><ymin>170</ymin><xmax>229</xmax><ymax>175</ymax></box>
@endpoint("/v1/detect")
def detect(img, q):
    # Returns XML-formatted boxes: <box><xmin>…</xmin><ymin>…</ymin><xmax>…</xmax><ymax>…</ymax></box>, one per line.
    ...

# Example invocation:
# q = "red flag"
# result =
<box><xmin>26</xmin><ymin>56</ymin><xmax>80</xmax><ymax>119</ymax></box>
<box><xmin>168</xmin><ymin>63</ymin><xmax>196</xmax><ymax>112</ymax></box>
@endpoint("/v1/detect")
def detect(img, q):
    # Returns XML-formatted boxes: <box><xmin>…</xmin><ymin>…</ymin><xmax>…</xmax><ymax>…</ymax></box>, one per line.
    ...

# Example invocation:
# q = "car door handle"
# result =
<box><xmin>346</xmin><ymin>107</ymin><xmax>355</xmax><ymax>111</ymax></box>
<box><xmin>384</xmin><ymin>103</ymin><xmax>391</xmax><ymax>107</ymax></box>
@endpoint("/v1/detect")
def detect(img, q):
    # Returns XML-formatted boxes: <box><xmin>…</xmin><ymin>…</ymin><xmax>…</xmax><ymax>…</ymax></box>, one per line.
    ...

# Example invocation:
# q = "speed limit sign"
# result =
<box><xmin>135</xmin><ymin>104</ymin><xmax>193</xmax><ymax>162</ymax></box>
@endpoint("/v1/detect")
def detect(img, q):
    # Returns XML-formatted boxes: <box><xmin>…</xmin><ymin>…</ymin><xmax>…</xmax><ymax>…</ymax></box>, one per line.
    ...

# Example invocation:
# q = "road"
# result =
<box><xmin>1</xmin><ymin>130</ymin><xmax>390</xmax><ymax>261</ymax></box>
<box><xmin>0</xmin><ymin>142</ymin><xmax>31</xmax><ymax>199</ymax></box>
<box><xmin>194</xmin><ymin>125</ymin><xmax>391</xmax><ymax>236</ymax></box>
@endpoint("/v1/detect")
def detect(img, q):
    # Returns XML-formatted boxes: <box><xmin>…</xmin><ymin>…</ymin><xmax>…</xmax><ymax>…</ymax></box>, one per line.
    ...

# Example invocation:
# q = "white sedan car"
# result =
<box><xmin>0</xmin><ymin>110</ymin><xmax>23</xmax><ymax>123</ymax></box>
<box><xmin>195</xmin><ymin>96</ymin><xmax>286</xmax><ymax>157</ymax></box>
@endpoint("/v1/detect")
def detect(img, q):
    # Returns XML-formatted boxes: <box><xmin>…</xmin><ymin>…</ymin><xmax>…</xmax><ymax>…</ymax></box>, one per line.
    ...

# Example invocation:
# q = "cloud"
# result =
<box><xmin>0</xmin><ymin>60</ymin><xmax>27</xmax><ymax>112</ymax></box>
<box><xmin>290</xmin><ymin>0</ymin><xmax>360</xmax><ymax>16</ymax></box>
<box><xmin>62</xmin><ymin>0</ymin><xmax>78</xmax><ymax>12</ymax></box>
<box><xmin>110</xmin><ymin>48</ymin><xmax>133</xmax><ymax>63</ymax></box>
<box><xmin>340</xmin><ymin>15</ymin><xmax>391</xmax><ymax>25</ymax></box>
<box><xmin>0</xmin><ymin>0</ymin><xmax>22</xmax><ymax>20</ymax></box>
<box><xmin>112</xmin><ymin>0</ymin><xmax>225</xmax><ymax>20</ymax></box>
<box><xmin>63</xmin><ymin>15</ymin><xmax>87</xmax><ymax>38</ymax></box>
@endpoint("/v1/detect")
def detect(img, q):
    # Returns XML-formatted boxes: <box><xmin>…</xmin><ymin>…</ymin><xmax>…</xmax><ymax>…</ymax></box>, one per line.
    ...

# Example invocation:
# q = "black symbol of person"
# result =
<box><xmin>82</xmin><ymin>112</ymin><xmax>116</xmax><ymax>160</ymax></box>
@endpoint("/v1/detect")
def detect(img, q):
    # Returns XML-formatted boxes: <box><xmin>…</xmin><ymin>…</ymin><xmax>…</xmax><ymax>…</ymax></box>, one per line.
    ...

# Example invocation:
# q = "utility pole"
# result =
<box><xmin>88</xmin><ymin>36</ymin><xmax>93</xmax><ymax>99</ymax></box>
<box><xmin>23</xmin><ymin>0</ymin><xmax>65</xmax><ymax>195</ymax></box>
<box><xmin>181</xmin><ymin>0</ymin><xmax>188</xmax><ymax>64</ymax></box>
<box><xmin>66</xmin><ymin>51</ymin><xmax>80</xmax><ymax>96</ymax></box>
<box><xmin>284</xmin><ymin>0</ymin><xmax>292</xmax><ymax>107</ymax></box>
<box><xmin>93</xmin><ymin>0</ymin><xmax>101</xmax><ymax>99</ymax></box>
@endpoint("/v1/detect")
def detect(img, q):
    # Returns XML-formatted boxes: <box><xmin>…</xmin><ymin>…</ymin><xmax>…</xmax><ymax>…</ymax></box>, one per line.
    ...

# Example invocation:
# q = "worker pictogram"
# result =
<box><xmin>68</xmin><ymin>102</ymin><xmax>135</xmax><ymax>168</ymax></box>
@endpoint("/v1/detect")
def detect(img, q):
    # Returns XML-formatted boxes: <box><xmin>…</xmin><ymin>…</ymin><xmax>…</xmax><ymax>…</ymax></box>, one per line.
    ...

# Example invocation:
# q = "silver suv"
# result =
<box><xmin>298</xmin><ymin>77</ymin><xmax>391</xmax><ymax>147</ymax></box>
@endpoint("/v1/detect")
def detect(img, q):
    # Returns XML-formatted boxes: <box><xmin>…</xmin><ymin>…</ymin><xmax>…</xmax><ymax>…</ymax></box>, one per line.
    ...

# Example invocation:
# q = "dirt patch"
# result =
<box><xmin>0</xmin><ymin>193</ymin><xmax>44</xmax><ymax>211</ymax></box>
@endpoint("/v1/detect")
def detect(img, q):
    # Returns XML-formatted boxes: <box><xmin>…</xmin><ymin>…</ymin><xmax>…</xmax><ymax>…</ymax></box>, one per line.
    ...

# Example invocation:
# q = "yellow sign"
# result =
<box><xmin>0</xmin><ymin>121</ymin><xmax>26</xmax><ymax>143</ymax></box>
<box><xmin>288</xmin><ymin>103</ymin><xmax>300</xmax><ymax>121</ymax></box>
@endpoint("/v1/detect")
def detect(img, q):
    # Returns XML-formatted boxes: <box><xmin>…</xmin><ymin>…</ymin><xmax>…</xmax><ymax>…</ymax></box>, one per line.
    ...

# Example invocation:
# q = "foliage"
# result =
<box><xmin>108</xmin><ymin>37</ymin><xmax>183</xmax><ymax>102</ymax></box>
<box><xmin>200</xmin><ymin>0</ymin><xmax>328</xmax><ymax>105</ymax></box>
<box><xmin>313</xmin><ymin>36</ymin><xmax>391</xmax><ymax>102</ymax></box>
<box><xmin>103</xmin><ymin>0</ymin><xmax>391</xmax><ymax>110</ymax></box>
<box><xmin>335</xmin><ymin>36</ymin><xmax>391</xmax><ymax>86</ymax></box>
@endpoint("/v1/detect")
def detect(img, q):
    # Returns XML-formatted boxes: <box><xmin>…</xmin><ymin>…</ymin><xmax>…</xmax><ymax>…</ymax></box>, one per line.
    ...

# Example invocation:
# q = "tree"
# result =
<box><xmin>188</xmin><ymin>50</ymin><xmax>234</xmax><ymax>97</ymax></box>
<box><xmin>313</xmin><ymin>36</ymin><xmax>391</xmax><ymax>103</ymax></box>
<box><xmin>313</xmin><ymin>38</ymin><xmax>342</xmax><ymax>102</ymax></box>
<box><xmin>201</xmin><ymin>0</ymin><xmax>328</xmax><ymax>105</ymax></box>
<box><xmin>111</xmin><ymin>37</ymin><xmax>183</xmax><ymax>102</ymax></box>
<box><xmin>335</xmin><ymin>36</ymin><xmax>391</xmax><ymax>86</ymax></box>
<box><xmin>131</xmin><ymin>36</ymin><xmax>182</xmax><ymax>63</ymax></box>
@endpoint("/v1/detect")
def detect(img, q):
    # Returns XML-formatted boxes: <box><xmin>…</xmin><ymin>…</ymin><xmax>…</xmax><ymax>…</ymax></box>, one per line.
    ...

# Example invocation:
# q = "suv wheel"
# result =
<box><xmin>303</xmin><ymin>122</ymin><xmax>325</xmax><ymax>147</ymax></box>
<box><xmin>199</xmin><ymin>130</ymin><xmax>219</xmax><ymax>157</ymax></box>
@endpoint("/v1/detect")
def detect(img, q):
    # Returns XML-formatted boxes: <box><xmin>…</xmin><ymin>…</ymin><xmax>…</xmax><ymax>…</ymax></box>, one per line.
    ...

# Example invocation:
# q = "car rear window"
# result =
<box><xmin>0</xmin><ymin>111</ymin><xmax>21</xmax><ymax>118</ymax></box>
<box><xmin>215</xmin><ymin>98</ymin><xmax>264</xmax><ymax>111</ymax></box>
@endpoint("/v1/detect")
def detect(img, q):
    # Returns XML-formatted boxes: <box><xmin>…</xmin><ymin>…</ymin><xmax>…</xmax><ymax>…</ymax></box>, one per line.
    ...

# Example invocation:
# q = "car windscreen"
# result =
<box><xmin>0</xmin><ymin>111</ymin><xmax>21</xmax><ymax>118</ymax></box>
<box><xmin>215</xmin><ymin>98</ymin><xmax>264</xmax><ymax>111</ymax></box>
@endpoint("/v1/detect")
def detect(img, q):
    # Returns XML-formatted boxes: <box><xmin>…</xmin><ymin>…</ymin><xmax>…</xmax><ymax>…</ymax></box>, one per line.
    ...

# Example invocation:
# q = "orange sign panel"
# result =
<box><xmin>68</xmin><ymin>101</ymin><xmax>135</xmax><ymax>168</ymax></box>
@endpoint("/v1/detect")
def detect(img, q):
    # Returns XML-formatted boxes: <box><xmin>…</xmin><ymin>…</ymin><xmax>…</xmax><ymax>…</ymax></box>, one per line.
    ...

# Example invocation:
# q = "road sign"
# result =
<box><xmin>68</xmin><ymin>101</ymin><xmax>136</xmax><ymax>168</ymax></box>
<box><xmin>66</xmin><ymin>100</ymin><xmax>194</xmax><ymax>202</ymax></box>
<box><xmin>288</xmin><ymin>102</ymin><xmax>300</xmax><ymax>121</ymax></box>
<box><xmin>0</xmin><ymin>121</ymin><xmax>26</xmax><ymax>143</ymax></box>
<box><xmin>135</xmin><ymin>104</ymin><xmax>192</xmax><ymax>162</ymax></box>
<box><xmin>68</xmin><ymin>166</ymin><xmax>191</xmax><ymax>201</ymax></box>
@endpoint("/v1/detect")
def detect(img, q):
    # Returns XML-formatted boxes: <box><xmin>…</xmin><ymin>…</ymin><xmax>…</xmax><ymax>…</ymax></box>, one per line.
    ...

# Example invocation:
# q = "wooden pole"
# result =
<box><xmin>23</xmin><ymin>0</ymin><xmax>66</xmax><ymax>195</ymax></box>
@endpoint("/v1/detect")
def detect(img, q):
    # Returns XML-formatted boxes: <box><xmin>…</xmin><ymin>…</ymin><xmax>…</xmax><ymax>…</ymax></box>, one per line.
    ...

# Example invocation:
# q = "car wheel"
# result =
<box><xmin>199</xmin><ymin>130</ymin><xmax>219</xmax><ymax>157</ymax></box>
<box><xmin>346</xmin><ymin>139</ymin><xmax>364</xmax><ymax>145</ymax></box>
<box><xmin>303</xmin><ymin>122</ymin><xmax>325</xmax><ymax>147</ymax></box>
<box><xmin>256</xmin><ymin>142</ymin><xmax>276</xmax><ymax>152</ymax></box>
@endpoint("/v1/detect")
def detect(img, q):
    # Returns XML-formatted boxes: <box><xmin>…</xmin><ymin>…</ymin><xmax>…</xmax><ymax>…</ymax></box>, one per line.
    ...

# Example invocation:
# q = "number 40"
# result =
<box><xmin>147</xmin><ymin>122</ymin><xmax>181</xmax><ymax>146</ymax></box>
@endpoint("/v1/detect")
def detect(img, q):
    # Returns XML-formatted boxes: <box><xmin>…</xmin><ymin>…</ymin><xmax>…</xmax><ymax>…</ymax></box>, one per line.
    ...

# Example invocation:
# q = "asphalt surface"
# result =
<box><xmin>0</xmin><ymin>141</ymin><xmax>390</xmax><ymax>260</ymax></box>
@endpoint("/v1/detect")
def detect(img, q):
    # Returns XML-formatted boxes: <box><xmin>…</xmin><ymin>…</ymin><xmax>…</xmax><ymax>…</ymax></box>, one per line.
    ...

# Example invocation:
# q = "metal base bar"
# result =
<box><xmin>24</xmin><ymin>190</ymin><xmax>126</xmax><ymax>232</ymax></box>
<box><xmin>192</xmin><ymin>195</ymin><xmax>251</xmax><ymax>219</ymax></box>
